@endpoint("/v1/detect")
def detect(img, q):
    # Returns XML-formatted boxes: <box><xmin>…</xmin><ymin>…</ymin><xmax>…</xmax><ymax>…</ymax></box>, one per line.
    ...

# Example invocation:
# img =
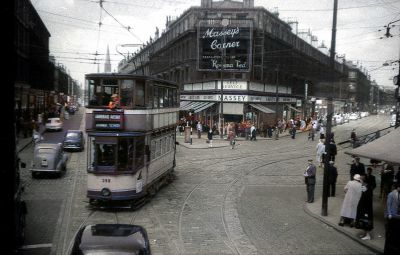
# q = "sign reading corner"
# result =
<box><xmin>197</xmin><ymin>19</ymin><xmax>252</xmax><ymax>72</ymax></box>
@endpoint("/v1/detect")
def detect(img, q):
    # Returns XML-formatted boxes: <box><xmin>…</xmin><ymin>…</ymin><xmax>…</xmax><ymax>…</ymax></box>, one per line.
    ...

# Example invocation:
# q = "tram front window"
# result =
<box><xmin>97</xmin><ymin>144</ymin><xmax>116</xmax><ymax>166</ymax></box>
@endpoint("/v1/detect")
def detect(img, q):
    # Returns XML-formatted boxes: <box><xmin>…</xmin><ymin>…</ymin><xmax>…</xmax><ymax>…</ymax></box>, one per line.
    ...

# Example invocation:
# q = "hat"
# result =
<box><xmin>111</xmin><ymin>94</ymin><xmax>118</xmax><ymax>98</ymax></box>
<box><xmin>329</xmin><ymin>161</ymin><xmax>334</xmax><ymax>164</ymax></box>
<box><xmin>353</xmin><ymin>174</ymin><xmax>361</xmax><ymax>181</ymax></box>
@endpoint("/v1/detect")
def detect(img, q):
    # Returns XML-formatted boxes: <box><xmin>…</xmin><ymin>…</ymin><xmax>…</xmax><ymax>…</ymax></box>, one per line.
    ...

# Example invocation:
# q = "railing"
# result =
<box><xmin>338</xmin><ymin>126</ymin><xmax>394</xmax><ymax>148</ymax></box>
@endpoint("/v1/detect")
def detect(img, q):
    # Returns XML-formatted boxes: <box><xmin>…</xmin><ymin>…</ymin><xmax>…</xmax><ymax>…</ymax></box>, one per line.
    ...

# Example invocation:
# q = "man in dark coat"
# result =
<box><xmin>327</xmin><ymin>140</ymin><xmax>337</xmax><ymax>162</ymax></box>
<box><xmin>328</xmin><ymin>161</ymin><xmax>338</xmax><ymax>197</ymax></box>
<box><xmin>350</xmin><ymin>157</ymin><xmax>366</xmax><ymax>180</ymax></box>
<box><xmin>304</xmin><ymin>159</ymin><xmax>317</xmax><ymax>203</ymax></box>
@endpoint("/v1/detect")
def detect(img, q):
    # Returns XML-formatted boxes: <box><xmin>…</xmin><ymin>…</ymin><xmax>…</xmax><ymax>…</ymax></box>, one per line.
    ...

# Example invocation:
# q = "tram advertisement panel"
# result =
<box><xmin>93</xmin><ymin>110</ymin><xmax>124</xmax><ymax>130</ymax></box>
<box><xmin>197</xmin><ymin>19</ymin><xmax>252</xmax><ymax>72</ymax></box>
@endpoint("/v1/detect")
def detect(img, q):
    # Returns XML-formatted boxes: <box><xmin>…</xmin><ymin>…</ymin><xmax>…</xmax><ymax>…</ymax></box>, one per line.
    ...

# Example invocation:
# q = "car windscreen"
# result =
<box><xmin>66</xmin><ymin>133</ymin><xmax>79</xmax><ymax>138</ymax></box>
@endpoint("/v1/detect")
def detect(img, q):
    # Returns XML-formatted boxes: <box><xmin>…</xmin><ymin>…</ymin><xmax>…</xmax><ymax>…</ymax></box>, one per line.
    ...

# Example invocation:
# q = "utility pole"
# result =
<box><xmin>275</xmin><ymin>65</ymin><xmax>280</xmax><ymax>124</ymax></box>
<box><xmin>322</xmin><ymin>0</ymin><xmax>338</xmax><ymax>217</ymax></box>
<box><xmin>219</xmin><ymin>19</ymin><xmax>229</xmax><ymax>138</ymax></box>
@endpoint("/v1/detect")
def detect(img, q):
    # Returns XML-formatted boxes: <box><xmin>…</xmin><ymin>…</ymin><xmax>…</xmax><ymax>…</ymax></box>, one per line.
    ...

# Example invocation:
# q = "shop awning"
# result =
<box><xmin>286</xmin><ymin>104</ymin><xmax>301</xmax><ymax>112</ymax></box>
<box><xmin>249</xmin><ymin>103</ymin><xmax>275</xmax><ymax>114</ymax></box>
<box><xmin>179</xmin><ymin>101</ymin><xmax>214</xmax><ymax>112</ymax></box>
<box><xmin>344</xmin><ymin>128</ymin><xmax>400</xmax><ymax>164</ymax></box>
<box><xmin>194</xmin><ymin>102</ymin><xmax>216</xmax><ymax>113</ymax></box>
<box><xmin>179</xmin><ymin>101</ymin><xmax>191</xmax><ymax>109</ymax></box>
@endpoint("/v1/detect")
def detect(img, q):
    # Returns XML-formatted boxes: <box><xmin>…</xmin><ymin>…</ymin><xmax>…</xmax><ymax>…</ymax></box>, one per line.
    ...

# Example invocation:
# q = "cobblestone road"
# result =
<box><xmin>23</xmin><ymin>113</ymin><xmax>391</xmax><ymax>255</ymax></box>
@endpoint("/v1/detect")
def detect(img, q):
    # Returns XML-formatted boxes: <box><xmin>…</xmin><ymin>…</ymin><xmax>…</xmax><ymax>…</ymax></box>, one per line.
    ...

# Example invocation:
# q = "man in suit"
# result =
<box><xmin>304</xmin><ymin>159</ymin><xmax>317</xmax><ymax>203</ymax></box>
<box><xmin>350</xmin><ymin>157</ymin><xmax>365</xmax><ymax>180</ymax></box>
<box><xmin>328</xmin><ymin>161</ymin><xmax>338</xmax><ymax>197</ymax></box>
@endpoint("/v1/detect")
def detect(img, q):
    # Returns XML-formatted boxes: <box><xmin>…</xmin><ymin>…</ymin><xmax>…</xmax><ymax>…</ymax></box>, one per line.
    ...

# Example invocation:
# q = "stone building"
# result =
<box><xmin>118</xmin><ymin>0</ymin><xmax>362</xmax><ymax>128</ymax></box>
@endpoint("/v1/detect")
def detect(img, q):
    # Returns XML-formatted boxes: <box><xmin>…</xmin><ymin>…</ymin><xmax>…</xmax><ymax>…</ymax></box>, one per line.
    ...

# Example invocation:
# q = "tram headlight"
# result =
<box><xmin>101</xmin><ymin>188</ymin><xmax>111</xmax><ymax>197</ymax></box>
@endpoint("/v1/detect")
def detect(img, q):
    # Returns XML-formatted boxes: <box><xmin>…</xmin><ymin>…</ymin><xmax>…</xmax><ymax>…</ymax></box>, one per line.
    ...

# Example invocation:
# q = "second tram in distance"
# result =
<box><xmin>84</xmin><ymin>73</ymin><xmax>179</xmax><ymax>207</ymax></box>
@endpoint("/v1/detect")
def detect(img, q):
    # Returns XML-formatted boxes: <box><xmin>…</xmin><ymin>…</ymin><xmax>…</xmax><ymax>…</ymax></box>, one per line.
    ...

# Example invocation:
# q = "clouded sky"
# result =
<box><xmin>32</xmin><ymin>0</ymin><xmax>400</xmax><ymax>89</ymax></box>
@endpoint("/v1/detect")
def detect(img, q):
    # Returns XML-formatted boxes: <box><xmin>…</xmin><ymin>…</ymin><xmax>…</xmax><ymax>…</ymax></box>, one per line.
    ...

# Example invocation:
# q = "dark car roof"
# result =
<box><xmin>77</xmin><ymin>224</ymin><xmax>148</xmax><ymax>254</ymax></box>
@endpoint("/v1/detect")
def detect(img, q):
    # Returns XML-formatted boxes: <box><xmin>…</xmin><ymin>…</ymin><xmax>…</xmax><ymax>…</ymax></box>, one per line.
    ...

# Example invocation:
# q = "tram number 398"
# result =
<box><xmin>102</xmin><ymin>179</ymin><xmax>111</xmax><ymax>183</ymax></box>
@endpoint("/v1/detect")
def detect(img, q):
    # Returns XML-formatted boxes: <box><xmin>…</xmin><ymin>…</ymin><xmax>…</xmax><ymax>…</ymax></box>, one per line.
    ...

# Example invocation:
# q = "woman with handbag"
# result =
<box><xmin>355</xmin><ymin>169</ymin><xmax>376</xmax><ymax>240</ymax></box>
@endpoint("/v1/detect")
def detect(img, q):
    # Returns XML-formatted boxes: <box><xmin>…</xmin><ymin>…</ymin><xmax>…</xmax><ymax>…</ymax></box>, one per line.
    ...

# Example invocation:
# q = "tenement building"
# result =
<box><xmin>118</xmin><ymin>0</ymin><xmax>350</xmax><ymax>128</ymax></box>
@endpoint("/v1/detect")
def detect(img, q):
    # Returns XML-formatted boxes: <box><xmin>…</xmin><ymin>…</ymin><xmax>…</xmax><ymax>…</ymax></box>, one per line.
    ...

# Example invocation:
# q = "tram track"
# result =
<box><xmin>174</xmin><ymin>119</ymin><xmax>387</xmax><ymax>254</ymax></box>
<box><xmin>59</xmin><ymin>116</ymin><xmax>391</xmax><ymax>254</ymax></box>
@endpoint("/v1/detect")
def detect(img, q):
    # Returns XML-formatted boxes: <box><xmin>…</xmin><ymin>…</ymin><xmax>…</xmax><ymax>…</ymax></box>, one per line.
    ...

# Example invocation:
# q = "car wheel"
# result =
<box><xmin>31</xmin><ymin>172</ymin><xmax>38</xmax><ymax>178</ymax></box>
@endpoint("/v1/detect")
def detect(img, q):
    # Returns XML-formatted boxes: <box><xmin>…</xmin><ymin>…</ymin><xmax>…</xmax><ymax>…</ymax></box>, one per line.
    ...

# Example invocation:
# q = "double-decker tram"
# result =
<box><xmin>84</xmin><ymin>73</ymin><xmax>179</xmax><ymax>208</ymax></box>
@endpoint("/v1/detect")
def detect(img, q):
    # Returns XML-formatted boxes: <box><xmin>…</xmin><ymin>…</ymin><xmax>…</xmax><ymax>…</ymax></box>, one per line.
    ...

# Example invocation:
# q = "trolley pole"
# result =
<box><xmin>322</xmin><ymin>0</ymin><xmax>338</xmax><ymax>217</ymax></box>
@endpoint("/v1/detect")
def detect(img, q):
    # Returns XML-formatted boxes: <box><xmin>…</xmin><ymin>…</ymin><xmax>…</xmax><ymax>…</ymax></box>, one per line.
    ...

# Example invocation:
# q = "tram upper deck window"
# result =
<box><xmin>120</xmin><ymin>80</ymin><xmax>134</xmax><ymax>108</ymax></box>
<box><xmin>88</xmin><ymin>78</ymin><xmax>119</xmax><ymax>107</ymax></box>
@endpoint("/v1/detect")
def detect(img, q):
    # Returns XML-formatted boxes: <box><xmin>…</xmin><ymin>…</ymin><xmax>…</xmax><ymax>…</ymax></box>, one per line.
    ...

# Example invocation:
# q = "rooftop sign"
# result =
<box><xmin>197</xmin><ymin>19</ymin><xmax>252</xmax><ymax>72</ymax></box>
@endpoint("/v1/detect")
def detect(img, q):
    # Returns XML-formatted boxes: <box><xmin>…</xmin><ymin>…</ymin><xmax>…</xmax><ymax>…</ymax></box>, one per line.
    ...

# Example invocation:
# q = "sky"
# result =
<box><xmin>31</xmin><ymin>0</ymin><xmax>400</xmax><ymax>89</ymax></box>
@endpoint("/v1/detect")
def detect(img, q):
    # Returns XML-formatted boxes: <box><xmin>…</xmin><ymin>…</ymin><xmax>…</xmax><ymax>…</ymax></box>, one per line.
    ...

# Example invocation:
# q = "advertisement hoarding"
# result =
<box><xmin>198</xmin><ymin>19</ymin><xmax>252</xmax><ymax>72</ymax></box>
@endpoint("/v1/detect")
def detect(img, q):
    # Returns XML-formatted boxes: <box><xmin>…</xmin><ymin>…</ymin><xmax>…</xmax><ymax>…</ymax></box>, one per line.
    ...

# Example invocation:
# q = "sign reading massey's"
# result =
<box><xmin>198</xmin><ymin>19</ymin><xmax>252</xmax><ymax>72</ymax></box>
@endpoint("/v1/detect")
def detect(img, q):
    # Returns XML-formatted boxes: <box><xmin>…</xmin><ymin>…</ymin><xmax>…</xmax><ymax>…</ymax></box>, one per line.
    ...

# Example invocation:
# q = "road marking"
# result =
<box><xmin>20</xmin><ymin>243</ymin><xmax>53</xmax><ymax>249</ymax></box>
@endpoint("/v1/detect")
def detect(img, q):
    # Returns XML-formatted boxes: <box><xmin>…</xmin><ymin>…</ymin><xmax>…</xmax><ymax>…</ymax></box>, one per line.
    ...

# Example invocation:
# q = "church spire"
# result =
<box><xmin>104</xmin><ymin>45</ymin><xmax>111</xmax><ymax>73</ymax></box>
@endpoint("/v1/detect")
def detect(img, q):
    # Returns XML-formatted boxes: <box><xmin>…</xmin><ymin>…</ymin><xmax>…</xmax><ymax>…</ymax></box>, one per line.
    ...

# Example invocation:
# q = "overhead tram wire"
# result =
<box><xmin>100</xmin><ymin>3</ymin><xmax>144</xmax><ymax>44</ymax></box>
<box><xmin>279</xmin><ymin>0</ymin><xmax>400</xmax><ymax>12</ymax></box>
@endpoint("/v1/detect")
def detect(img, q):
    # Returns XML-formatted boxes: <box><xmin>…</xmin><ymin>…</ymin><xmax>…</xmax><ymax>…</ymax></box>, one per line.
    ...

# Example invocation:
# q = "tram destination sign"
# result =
<box><xmin>93</xmin><ymin>110</ymin><xmax>124</xmax><ymax>130</ymax></box>
<box><xmin>197</xmin><ymin>19</ymin><xmax>252</xmax><ymax>72</ymax></box>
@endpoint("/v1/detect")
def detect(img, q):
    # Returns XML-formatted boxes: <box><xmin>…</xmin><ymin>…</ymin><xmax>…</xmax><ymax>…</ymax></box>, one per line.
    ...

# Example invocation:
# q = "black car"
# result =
<box><xmin>63</xmin><ymin>130</ymin><xmax>85</xmax><ymax>151</ymax></box>
<box><xmin>70</xmin><ymin>224</ymin><xmax>151</xmax><ymax>255</ymax></box>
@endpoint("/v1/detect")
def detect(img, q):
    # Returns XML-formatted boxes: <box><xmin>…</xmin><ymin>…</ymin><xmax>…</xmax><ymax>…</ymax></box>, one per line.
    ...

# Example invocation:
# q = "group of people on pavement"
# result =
<box><xmin>338</xmin><ymin>157</ymin><xmax>377</xmax><ymax>241</ymax></box>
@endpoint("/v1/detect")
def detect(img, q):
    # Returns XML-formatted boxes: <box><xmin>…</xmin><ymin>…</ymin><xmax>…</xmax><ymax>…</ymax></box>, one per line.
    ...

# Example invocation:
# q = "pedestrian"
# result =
<box><xmin>250</xmin><ymin>124</ymin><xmax>256</xmax><ymax>141</ymax></box>
<box><xmin>227</xmin><ymin>122</ymin><xmax>236</xmax><ymax>149</ymax></box>
<box><xmin>207</xmin><ymin>128</ymin><xmax>213</xmax><ymax>147</ymax></box>
<box><xmin>350</xmin><ymin>157</ymin><xmax>366</xmax><ymax>180</ymax></box>
<box><xmin>384</xmin><ymin>183</ymin><xmax>400</xmax><ymax>254</ymax></box>
<box><xmin>381</xmin><ymin>164</ymin><xmax>394</xmax><ymax>203</ymax></box>
<box><xmin>355</xmin><ymin>167</ymin><xmax>376</xmax><ymax>240</ymax></box>
<box><xmin>308</xmin><ymin>124</ymin><xmax>315</xmax><ymax>141</ymax></box>
<box><xmin>291</xmin><ymin>124</ymin><xmax>296</xmax><ymax>139</ymax></box>
<box><xmin>327</xmin><ymin>139</ymin><xmax>337</xmax><ymax>162</ymax></box>
<box><xmin>304</xmin><ymin>159</ymin><xmax>317</xmax><ymax>203</ymax></box>
<box><xmin>316</xmin><ymin>139</ymin><xmax>325</xmax><ymax>168</ymax></box>
<box><xmin>327</xmin><ymin>161</ymin><xmax>338</xmax><ymax>197</ymax></box>
<box><xmin>196</xmin><ymin>121</ymin><xmax>202</xmax><ymax>139</ymax></box>
<box><xmin>319</xmin><ymin>125</ymin><xmax>325</xmax><ymax>140</ymax></box>
<box><xmin>338</xmin><ymin>174</ymin><xmax>363</xmax><ymax>227</ymax></box>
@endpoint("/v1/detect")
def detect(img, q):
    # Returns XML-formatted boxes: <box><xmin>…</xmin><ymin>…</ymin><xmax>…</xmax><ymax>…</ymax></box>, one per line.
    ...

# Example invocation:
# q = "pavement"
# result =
<box><xmin>17</xmin><ymin>123</ymin><xmax>47</xmax><ymax>153</ymax></box>
<box><xmin>176</xmin><ymin>129</ymin><xmax>386</xmax><ymax>254</ymax></box>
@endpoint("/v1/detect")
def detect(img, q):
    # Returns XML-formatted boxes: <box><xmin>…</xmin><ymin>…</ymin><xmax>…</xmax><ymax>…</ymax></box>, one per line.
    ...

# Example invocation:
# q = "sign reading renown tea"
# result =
<box><xmin>198</xmin><ymin>19</ymin><xmax>252</xmax><ymax>72</ymax></box>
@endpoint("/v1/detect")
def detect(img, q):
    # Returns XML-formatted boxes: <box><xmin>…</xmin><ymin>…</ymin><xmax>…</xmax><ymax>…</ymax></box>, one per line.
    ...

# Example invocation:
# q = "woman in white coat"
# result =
<box><xmin>338</xmin><ymin>174</ymin><xmax>363</xmax><ymax>227</ymax></box>
<box><xmin>315</xmin><ymin>139</ymin><xmax>325</xmax><ymax>168</ymax></box>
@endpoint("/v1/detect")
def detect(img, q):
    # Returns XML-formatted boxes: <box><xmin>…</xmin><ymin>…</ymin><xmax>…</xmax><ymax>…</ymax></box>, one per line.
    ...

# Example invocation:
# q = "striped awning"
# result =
<box><xmin>249</xmin><ymin>103</ymin><xmax>275</xmax><ymax>113</ymax></box>
<box><xmin>179</xmin><ymin>101</ymin><xmax>215</xmax><ymax>112</ymax></box>
<box><xmin>286</xmin><ymin>104</ymin><xmax>301</xmax><ymax>112</ymax></box>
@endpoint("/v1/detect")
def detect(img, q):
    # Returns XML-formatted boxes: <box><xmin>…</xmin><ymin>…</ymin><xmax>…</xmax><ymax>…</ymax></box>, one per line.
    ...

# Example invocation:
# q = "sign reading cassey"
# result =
<box><xmin>198</xmin><ymin>19</ymin><xmax>252</xmax><ymax>72</ymax></box>
<box><xmin>93</xmin><ymin>110</ymin><xmax>124</xmax><ymax>130</ymax></box>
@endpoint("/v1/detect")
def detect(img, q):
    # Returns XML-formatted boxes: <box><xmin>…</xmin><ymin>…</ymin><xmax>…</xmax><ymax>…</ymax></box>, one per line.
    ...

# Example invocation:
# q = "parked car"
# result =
<box><xmin>390</xmin><ymin>114</ymin><xmax>396</xmax><ymax>127</ymax></box>
<box><xmin>349</xmin><ymin>113</ymin><xmax>358</xmax><ymax>120</ymax></box>
<box><xmin>45</xmin><ymin>117</ymin><xmax>63</xmax><ymax>131</ymax></box>
<box><xmin>63</xmin><ymin>130</ymin><xmax>85</xmax><ymax>151</ymax></box>
<box><xmin>70</xmin><ymin>224</ymin><xmax>151</xmax><ymax>255</ymax></box>
<box><xmin>333</xmin><ymin>114</ymin><xmax>344</xmax><ymax>125</ymax></box>
<box><xmin>30</xmin><ymin>143</ymin><xmax>68</xmax><ymax>178</ymax></box>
